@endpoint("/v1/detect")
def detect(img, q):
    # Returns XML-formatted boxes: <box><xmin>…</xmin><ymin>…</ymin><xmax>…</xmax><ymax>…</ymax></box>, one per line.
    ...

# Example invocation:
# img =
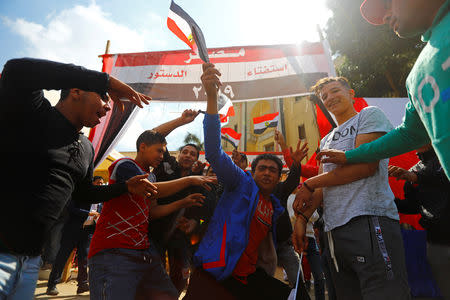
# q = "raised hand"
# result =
<box><xmin>201</xmin><ymin>63</ymin><xmax>222</xmax><ymax>109</ymax></box>
<box><xmin>125</xmin><ymin>174</ymin><xmax>158</xmax><ymax>199</ymax></box>
<box><xmin>108</xmin><ymin>75</ymin><xmax>151</xmax><ymax>111</ymax></box>
<box><xmin>316</xmin><ymin>149</ymin><xmax>347</xmax><ymax>164</ymax></box>
<box><xmin>177</xmin><ymin>217</ymin><xmax>198</xmax><ymax>234</ymax></box>
<box><xmin>290</xmin><ymin>140</ymin><xmax>309</xmax><ymax>166</ymax></box>
<box><xmin>274</xmin><ymin>129</ymin><xmax>287</xmax><ymax>150</ymax></box>
<box><xmin>181</xmin><ymin>109</ymin><xmax>200</xmax><ymax>124</ymax></box>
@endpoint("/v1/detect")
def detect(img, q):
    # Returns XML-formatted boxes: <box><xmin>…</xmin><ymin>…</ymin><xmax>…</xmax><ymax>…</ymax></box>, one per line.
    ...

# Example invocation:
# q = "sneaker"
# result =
<box><xmin>46</xmin><ymin>286</ymin><xmax>59</xmax><ymax>296</ymax></box>
<box><xmin>77</xmin><ymin>283</ymin><xmax>90</xmax><ymax>294</ymax></box>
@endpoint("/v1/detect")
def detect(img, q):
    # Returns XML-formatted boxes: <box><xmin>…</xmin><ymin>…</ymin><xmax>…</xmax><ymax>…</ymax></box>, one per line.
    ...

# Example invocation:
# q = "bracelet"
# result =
<box><xmin>296</xmin><ymin>210</ymin><xmax>309</xmax><ymax>223</ymax></box>
<box><xmin>303</xmin><ymin>181</ymin><xmax>314</xmax><ymax>193</ymax></box>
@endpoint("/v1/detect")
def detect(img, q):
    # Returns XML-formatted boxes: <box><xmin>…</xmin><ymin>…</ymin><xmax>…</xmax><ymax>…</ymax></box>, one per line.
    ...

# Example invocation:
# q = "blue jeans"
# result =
<box><xmin>0</xmin><ymin>253</ymin><xmax>41</xmax><ymax>300</ymax></box>
<box><xmin>88</xmin><ymin>246</ymin><xmax>177</xmax><ymax>300</ymax></box>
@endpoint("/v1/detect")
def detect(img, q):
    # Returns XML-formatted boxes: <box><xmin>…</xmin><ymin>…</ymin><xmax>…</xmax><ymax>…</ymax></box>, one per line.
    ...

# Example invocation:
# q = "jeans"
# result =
<box><xmin>306</xmin><ymin>237</ymin><xmax>325</xmax><ymax>300</ymax></box>
<box><xmin>88</xmin><ymin>245</ymin><xmax>177</xmax><ymax>300</ymax></box>
<box><xmin>0</xmin><ymin>253</ymin><xmax>41</xmax><ymax>300</ymax></box>
<box><xmin>276</xmin><ymin>239</ymin><xmax>300</xmax><ymax>287</ymax></box>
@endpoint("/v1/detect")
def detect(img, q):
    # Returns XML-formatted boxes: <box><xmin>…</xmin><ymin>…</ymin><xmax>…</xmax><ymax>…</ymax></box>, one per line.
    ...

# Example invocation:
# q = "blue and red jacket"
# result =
<box><xmin>193</xmin><ymin>114</ymin><xmax>285</xmax><ymax>281</ymax></box>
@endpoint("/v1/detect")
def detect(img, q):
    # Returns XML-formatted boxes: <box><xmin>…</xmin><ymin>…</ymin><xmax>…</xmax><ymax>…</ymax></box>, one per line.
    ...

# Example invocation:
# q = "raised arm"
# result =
<box><xmin>1</xmin><ymin>58</ymin><xmax>150</xmax><ymax>111</ymax></box>
<box><xmin>201</xmin><ymin>63</ymin><xmax>246</xmax><ymax>188</ymax></box>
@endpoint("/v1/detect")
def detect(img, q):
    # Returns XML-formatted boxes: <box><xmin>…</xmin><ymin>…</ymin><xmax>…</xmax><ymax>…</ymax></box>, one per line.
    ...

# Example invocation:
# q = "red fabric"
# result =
<box><xmin>353</xmin><ymin>97</ymin><xmax>368</xmax><ymax>112</ymax></box>
<box><xmin>88</xmin><ymin>54</ymin><xmax>114</xmax><ymax>143</ymax></box>
<box><xmin>388</xmin><ymin>151</ymin><xmax>423</xmax><ymax>229</ymax></box>
<box><xmin>232</xmin><ymin>195</ymin><xmax>273</xmax><ymax>283</ymax></box>
<box><xmin>302</xmin><ymin>254</ymin><xmax>311</xmax><ymax>281</ymax></box>
<box><xmin>88</xmin><ymin>158</ymin><xmax>151</xmax><ymax>259</ymax></box>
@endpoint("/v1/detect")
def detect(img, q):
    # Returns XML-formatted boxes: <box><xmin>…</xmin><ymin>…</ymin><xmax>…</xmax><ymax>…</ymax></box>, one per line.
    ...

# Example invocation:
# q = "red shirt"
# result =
<box><xmin>232</xmin><ymin>194</ymin><xmax>273</xmax><ymax>283</ymax></box>
<box><xmin>88</xmin><ymin>158</ymin><xmax>153</xmax><ymax>258</ymax></box>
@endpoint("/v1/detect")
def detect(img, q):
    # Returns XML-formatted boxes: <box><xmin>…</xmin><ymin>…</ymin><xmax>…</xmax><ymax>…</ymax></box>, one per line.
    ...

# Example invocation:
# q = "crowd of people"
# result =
<box><xmin>0</xmin><ymin>0</ymin><xmax>448</xmax><ymax>299</ymax></box>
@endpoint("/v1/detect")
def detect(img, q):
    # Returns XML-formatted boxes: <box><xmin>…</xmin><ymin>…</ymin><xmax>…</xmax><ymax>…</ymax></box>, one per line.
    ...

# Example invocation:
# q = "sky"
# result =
<box><xmin>0</xmin><ymin>0</ymin><xmax>332</xmax><ymax>151</ymax></box>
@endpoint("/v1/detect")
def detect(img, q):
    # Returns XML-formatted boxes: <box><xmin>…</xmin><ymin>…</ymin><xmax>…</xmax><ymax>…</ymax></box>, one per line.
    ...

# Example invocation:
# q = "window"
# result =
<box><xmin>234</xmin><ymin>124</ymin><xmax>238</xmax><ymax>132</ymax></box>
<box><xmin>295</xmin><ymin>96</ymin><xmax>304</xmax><ymax>102</ymax></box>
<box><xmin>298</xmin><ymin>124</ymin><xmax>306</xmax><ymax>140</ymax></box>
<box><xmin>264</xmin><ymin>142</ymin><xmax>274</xmax><ymax>152</ymax></box>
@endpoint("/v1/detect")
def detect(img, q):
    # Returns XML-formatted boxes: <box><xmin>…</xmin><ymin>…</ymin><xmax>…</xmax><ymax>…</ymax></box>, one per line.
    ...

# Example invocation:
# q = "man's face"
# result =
<box><xmin>178</xmin><ymin>145</ymin><xmax>199</xmax><ymax>170</ymax></box>
<box><xmin>141</xmin><ymin>143</ymin><xmax>166</xmax><ymax>168</ymax></box>
<box><xmin>252</xmin><ymin>159</ymin><xmax>280</xmax><ymax>194</ymax></box>
<box><xmin>382</xmin><ymin>0</ymin><xmax>432</xmax><ymax>38</ymax></box>
<box><xmin>319</xmin><ymin>81</ymin><xmax>355</xmax><ymax>117</ymax></box>
<box><xmin>78</xmin><ymin>91</ymin><xmax>111</xmax><ymax>128</ymax></box>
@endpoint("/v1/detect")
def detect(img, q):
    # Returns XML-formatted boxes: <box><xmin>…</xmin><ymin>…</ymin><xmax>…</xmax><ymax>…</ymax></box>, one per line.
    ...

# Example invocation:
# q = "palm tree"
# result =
<box><xmin>183</xmin><ymin>132</ymin><xmax>204</xmax><ymax>151</ymax></box>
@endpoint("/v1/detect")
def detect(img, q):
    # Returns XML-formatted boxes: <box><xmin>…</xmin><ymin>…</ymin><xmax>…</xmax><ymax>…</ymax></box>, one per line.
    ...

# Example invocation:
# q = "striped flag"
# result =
<box><xmin>253</xmin><ymin>112</ymin><xmax>279</xmax><ymax>134</ymax></box>
<box><xmin>221</xmin><ymin>127</ymin><xmax>241</xmax><ymax>148</ymax></box>
<box><xmin>167</xmin><ymin>0</ymin><xmax>209</xmax><ymax>63</ymax></box>
<box><xmin>218</xmin><ymin>93</ymin><xmax>235</xmax><ymax>124</ymax></box>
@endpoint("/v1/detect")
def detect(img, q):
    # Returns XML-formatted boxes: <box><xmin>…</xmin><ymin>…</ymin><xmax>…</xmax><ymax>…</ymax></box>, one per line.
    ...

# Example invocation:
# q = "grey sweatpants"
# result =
<box><xmin>324</xmin><ymin>215</ymin><xmax>411</xmax><ymax>300</ymax></box>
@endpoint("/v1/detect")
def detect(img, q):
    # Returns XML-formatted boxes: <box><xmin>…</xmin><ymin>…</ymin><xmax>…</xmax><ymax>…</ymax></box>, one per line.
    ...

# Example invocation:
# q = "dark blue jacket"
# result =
<box><xmin>193</xmin><ymin>114</ymin><xmax>284</xmax><ymax>281</ymax></box>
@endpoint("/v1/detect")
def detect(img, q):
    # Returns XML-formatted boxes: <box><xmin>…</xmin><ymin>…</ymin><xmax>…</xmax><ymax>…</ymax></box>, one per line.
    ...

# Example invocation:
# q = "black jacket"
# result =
<box><xmin>0</xmin><ymin>58</ymin><xmax>127</xmax><ymax>255</ymax></box>
<box><xmin>395</xmin><ymin>149</ymin><xmax>450</xmax><ymax>245</ymax></box>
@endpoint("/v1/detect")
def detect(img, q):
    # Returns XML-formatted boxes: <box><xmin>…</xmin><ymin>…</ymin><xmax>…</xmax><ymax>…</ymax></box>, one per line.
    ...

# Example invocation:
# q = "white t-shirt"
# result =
<box><xmin>320</xmin><ymin>106</ymin><xmax>399</xmax><ymax>232</ymax></box>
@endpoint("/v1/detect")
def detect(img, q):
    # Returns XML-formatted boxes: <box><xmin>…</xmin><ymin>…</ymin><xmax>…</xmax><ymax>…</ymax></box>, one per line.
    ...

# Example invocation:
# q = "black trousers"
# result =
<box><xmin>222</xmin><ymin>268</ymin><xmax>310</xmax><ymax>300</ymax></box>
<box><xmin>47</xmin><ymin>220</ymin><xmax>91</xmax><ymax>288</ymax></box>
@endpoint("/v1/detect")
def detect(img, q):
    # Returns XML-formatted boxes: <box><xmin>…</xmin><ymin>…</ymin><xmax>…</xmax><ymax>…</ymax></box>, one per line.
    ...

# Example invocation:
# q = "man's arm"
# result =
<box><xmin>152</xmin><ymin>109</ymin><xmax>199</xmax><ymax>137</ymax></box>
<box><xmin>292</xmin><ymin>165</ymin><xmax>324</xmax><ymax>253</ymax></box>
<box><xmin>149</xmin><ymin>193</ymin><xmax>205</xmax><ymax>220</ymax></box>
<box><xmin>1</xmin><ymin>58</ymin><xmax>150</xmax><ymax>110</ymax></box>
<box><xmin>1</xmin><ymin>58</ymin><xmax>109</xmax><ymax>95</ymax></box>
<box><xmin>318</xmin><ymin>102</ymin><xmax>430</xmax><ymax>165</ymax></box>
<box><xmin>201</xmin><ymin>63</ymin><xmax>245</xmax><ymax>189</ymax></box>
<box><xmin>153</xmin><ymin>176</ymin><xmax>216</xmax><ymax>198</ymax></box>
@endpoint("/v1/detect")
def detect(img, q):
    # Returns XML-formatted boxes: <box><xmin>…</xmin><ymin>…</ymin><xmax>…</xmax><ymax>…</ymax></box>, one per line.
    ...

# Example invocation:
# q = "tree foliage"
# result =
<box><xmin>183</xmin><ymin>132</ymin><xmax>204</xmax><ymax>151</ymax></box>
<box><xmin>325</xmin><ymin>0</ymin><xmax>425</xmax><ymax>97</ymax></box>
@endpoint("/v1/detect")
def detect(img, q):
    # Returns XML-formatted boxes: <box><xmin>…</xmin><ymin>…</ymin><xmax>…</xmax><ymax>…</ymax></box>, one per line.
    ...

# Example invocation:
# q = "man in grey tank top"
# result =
<box><xmin>292</xmin><ymin>77</ymin><xmax>411</xmax><ymax>300</ymax></box>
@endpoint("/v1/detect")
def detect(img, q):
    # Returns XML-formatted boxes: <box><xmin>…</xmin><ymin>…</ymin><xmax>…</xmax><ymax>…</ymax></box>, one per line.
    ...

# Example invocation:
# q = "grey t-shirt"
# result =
<box><xmin>320</xmin><ymin>106</ymin><xmax>399</xmax><ymax>232</ymax></box>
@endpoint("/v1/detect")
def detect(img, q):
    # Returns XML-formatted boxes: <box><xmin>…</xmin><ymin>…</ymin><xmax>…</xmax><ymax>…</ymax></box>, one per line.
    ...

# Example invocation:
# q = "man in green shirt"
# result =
<box><xmin>317</xmin><ymin>0</ymin><xmax>450</xmax><ymax>180</ymax></box>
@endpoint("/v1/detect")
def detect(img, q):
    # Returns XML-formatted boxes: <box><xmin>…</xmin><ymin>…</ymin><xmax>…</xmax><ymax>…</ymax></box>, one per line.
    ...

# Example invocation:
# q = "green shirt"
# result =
<box><xmin>346</xmin><ymin>1</ymin><xmax>450</xmax><ymax>179</ymax></box>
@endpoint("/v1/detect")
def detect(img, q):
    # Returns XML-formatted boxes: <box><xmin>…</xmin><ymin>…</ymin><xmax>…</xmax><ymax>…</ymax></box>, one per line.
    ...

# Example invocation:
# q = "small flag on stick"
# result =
<box><xmin>167</xmin><ymin>0</ymin><xmax>209</xmax><ymax>63</ymax></box>
<box><xmin>221</xmin><ymin>127</ymin><xmax>241</xmax><ymax>149</ymax></box>
<box><xmin>218</xmin><ymin>93</ymin><xmax>235</xmax><ymax>124</ymax></box>
<box><xmin>253</xmin><ymin>112</ymin><xmax>279</xmax><ymax>134</ymax></box>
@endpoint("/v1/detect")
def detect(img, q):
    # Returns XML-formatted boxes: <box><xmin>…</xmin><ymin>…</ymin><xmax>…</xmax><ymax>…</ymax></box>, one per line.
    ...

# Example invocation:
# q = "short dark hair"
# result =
<box><xmin>251</xmin><ymin>153</ymin><xmax>283</xmax><ymax>176</ymax></box>
<box><xmin>311</xmin><ymin>76</ymin><xmax>351</xmax><ymax>98</ymax></box>
<box><xmin>93</xmin><ymin>176</ymin><xmax>104</xmax><ymax>182</ymax></box>
<box><xmin>136</xmin><ymin>130</ymin><xmax>166</xmax><ymax>151</ymax></box>
<box><xmin>179</xmin><ymin>143</ymin><xmax>200</xmax><ymax>159</ymax></box>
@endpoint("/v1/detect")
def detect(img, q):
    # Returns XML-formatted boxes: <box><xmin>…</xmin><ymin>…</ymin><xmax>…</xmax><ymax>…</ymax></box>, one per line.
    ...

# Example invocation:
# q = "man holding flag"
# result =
<box><xmin>183</xmin><ymin>63</ymin><xmax>310</xmax><ymax>300</ymax></box>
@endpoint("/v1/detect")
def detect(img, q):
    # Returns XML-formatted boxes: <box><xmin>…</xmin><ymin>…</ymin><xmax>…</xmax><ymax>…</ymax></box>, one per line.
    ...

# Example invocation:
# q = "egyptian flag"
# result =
<box><xmin>253</xmin><ymin>112</ymin><xmax>279</xmax><ymax>134</ymax></box>
<box><xmin>167</xmin><ymin>0</ymin><xmax>209</xmax><ymax>63</ymax></box>
<box><xmin>218</xmin><ymin>93</ymin><xmax>235</xmax><ymax>124</ymax></box>
<box><xmin>221</xmin><ymin>127</ymin><xmax>241</xmax><ymax>148</ymax></box>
